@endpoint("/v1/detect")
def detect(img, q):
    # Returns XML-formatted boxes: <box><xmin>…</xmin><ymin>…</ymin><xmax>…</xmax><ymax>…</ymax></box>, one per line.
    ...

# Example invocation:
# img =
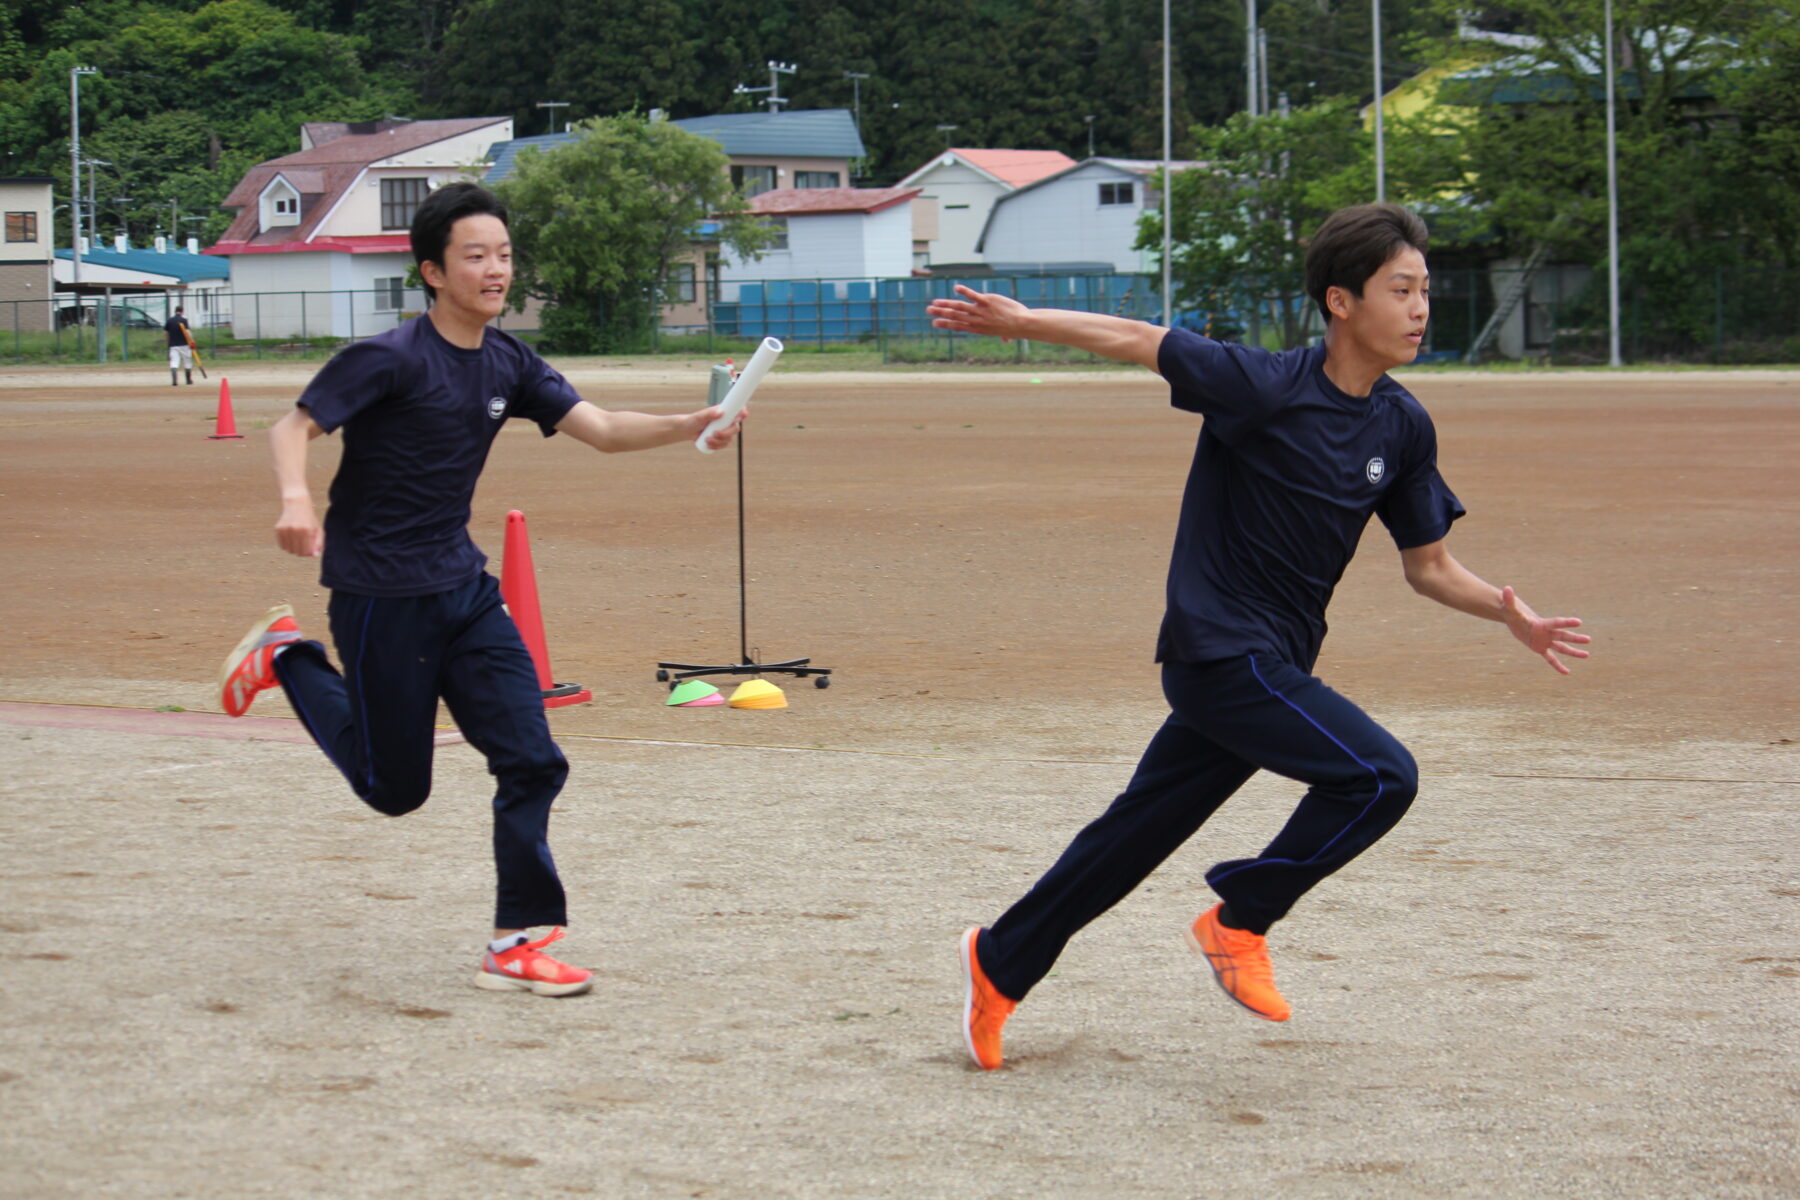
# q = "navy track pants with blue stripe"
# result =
<box><xmin>979</xmin><ymin>654</ymin><xmax>1419</xmax><ymax>1002</ymax></box>
<box><xmin>271</xmin><ymin>573</ymin><xmax>570</xmax><ymax>930</ymax></box>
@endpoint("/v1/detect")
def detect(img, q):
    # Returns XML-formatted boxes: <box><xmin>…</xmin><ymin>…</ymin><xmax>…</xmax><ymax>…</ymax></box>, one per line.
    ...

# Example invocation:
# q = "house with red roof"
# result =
<box><xmin>716</xmin><ymin>186</ymin><xmax>925</xmax><ymax>286</ymax></box>
<box><xmin>896</xmin><ymin>148</ymin><xmax>1076</xmax><ymax>268</ymax></box>
<box><xmin>208</xmin><ymin>116</ymin><xmax>512</xmax><ymax>338</ymax></box>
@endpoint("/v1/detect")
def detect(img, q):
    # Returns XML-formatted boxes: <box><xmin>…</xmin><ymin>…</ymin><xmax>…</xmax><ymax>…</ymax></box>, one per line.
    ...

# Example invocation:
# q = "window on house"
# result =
<box><xmin>380</xmin><ymin>178</ymin><xmax>431</xmax><ymax>230</ymax></box>
<box><xmin>795</xmin><ymin>171</ymin><xmax>840</xmax><ymax>189</ymax></box>
<box><xmin>762</xmin><ymin>216</ymin><xmax>789</xmax><ymax>251</ymax></box>
<box><xmin>731</xmin><ymin>165</ymin><xmax>778</xmax><ymax>197</ymax></box>
<box><xmin>373</xmin><ymin>277</ymin><xmax>405</xmax><ymax>311</ymax></box>
<box><xmin>4</xmin><ymin>212</ymin><xmax>37</xmax><ymax>242</ymax></box>
<box><xmin>660</xmin><ymin>263</ymin><xmax>697</xmax><ymax>304</ymax></box>
<box><xmin>273</xmin><ymin>196</ymin><xmax>298</xmax><ymax>216</ymax></box>
<box><xmin>1098</xmin><ymin>182</ymin><xmax>1134</xmax><ymax>206</ymax></box>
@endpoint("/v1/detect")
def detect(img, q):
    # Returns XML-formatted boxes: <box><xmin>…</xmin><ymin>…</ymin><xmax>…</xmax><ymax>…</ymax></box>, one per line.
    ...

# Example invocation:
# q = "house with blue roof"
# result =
<box><xmin>53</xmin><ymin>236</ymin><xmax>231</xmax><ymax>328</ymax></box>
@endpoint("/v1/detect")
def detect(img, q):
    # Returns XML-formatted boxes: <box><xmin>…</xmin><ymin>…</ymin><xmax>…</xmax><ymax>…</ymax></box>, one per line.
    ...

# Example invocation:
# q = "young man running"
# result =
<box><xmin>218</xmin><ymin>182</ymin><xmax>742</xmax><ymax>997</ymax></box>
<box><xmin>926</xmin><ymin>203</ymin><xmax>1590</xmax><ymax>1069</ymax></box>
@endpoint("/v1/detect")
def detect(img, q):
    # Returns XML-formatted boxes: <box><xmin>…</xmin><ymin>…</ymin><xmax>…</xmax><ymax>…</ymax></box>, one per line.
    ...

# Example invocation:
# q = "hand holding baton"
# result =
<box><xmin>697</xmin><ymin>336</ymin><xmax>782</xmax><ymax>452</ymax></box>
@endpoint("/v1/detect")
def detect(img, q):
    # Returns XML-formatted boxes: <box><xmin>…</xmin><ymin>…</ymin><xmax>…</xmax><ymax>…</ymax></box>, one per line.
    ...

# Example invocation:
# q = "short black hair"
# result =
<box><xmin>1304</xmin><ymin>204</ymin><xmax>1429</xmax><ymax>322</ymax></box>
<box><xmin>410</xmin><ymin>182</ymin><xmax>509</xmax><ymax>298</ymax></box>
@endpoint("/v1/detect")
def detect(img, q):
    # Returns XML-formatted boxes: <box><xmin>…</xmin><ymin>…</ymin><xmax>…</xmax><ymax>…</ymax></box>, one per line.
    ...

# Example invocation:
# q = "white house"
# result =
<box><xmin>208</xmin><ymin>116</ymin><xmax>512</xmax><ymax>338</ymax></box>
<box><xmin>896</xmin><ymin>149</ymin><xmax>1074</xmax><ymax>267</ymax></box>
<box><xmin>0</xmin><ymin>176</ymin><xmax>55</xmax><ymax>331</ymax></box>
<box><xmin>976</xmin><ymin>157</ymin><xmax>1200</xmax><ymax>275</ymax></box>
<box><xmin>717</xmin><ymin>187</ymin><xmax>922</xmax><ymax>284</ymax></box>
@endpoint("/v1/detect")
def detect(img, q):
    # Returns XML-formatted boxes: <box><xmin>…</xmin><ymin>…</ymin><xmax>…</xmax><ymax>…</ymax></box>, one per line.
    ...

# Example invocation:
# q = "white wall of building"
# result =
<box><xmin>718</xmin><ymin>203</ymin><xmax>914</xmax><ymax>282</ymax></box>
<box><xmin>981</xmin><ymin>164</ymin><xmax>1155</xmax><ymax>273</ymax></box>
<box><xmin>906</xmin><ymin>159</ymin><xmax>1007</xmax><ymax>264</ymax></box>
<box><xmin>225</xmin><ymin>250</ymin><xmax>421</xmax><ymax>338</ymax></box>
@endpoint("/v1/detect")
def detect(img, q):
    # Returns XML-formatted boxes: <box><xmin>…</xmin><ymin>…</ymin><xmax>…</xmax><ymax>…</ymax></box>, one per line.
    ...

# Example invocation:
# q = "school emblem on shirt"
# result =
<box><xmin>487</xmin><ymin>397</ymin><xmax>507</xmax><ymax>420</ymax></box>
<box><xmin>1365</xmin><ymin>456</ymin><xmax>1386</xmax><ymax>484</ymax></box>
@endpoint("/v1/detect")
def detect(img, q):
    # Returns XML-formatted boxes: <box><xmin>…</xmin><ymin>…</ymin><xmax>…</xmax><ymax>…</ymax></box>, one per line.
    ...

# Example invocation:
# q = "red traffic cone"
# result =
<box><xmin>207</xmin><ymin>377</ymin><xmax>243</xmax><ymax>440</ymax></box>
<box><xmin>498</xmin><ymin>510</ymin><xmax>591</xmax><ymax>708</ymax></box>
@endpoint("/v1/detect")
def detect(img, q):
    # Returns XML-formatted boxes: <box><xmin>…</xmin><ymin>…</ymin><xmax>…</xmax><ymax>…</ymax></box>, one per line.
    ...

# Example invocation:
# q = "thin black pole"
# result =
<box><xmin>736</xmin><ymin>428</ymin><xmax>750</xmax><ymax>665</ymax></box>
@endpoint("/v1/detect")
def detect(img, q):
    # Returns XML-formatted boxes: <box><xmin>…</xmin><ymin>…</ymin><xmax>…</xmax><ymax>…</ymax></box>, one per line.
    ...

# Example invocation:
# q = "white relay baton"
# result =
<box><xmin>697</xmin><ymin>336</ymin><xmax>783</xmax><ymax>452</ymax></box>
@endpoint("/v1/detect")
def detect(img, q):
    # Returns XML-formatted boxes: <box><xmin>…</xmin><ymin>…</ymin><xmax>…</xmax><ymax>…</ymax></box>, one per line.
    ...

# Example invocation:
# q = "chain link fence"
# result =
<box><xmin>7</xmin><ymin>267</ymin><xmax>1793</xmax><ymax>366</ymax></box>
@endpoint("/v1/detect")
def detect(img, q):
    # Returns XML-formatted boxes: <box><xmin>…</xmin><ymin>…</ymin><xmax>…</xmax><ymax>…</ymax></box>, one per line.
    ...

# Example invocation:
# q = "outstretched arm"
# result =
<box><xmin>925</xmin><ymin>284</ymin><xmax>1167</xmax><ymax>373</ymax></box>
<box><xmin>1400</xmin><ymin>539</ymin><xmax>1591</xmax><ymax>675</ymax></box>
<box><xmin>555</xmin><ymin>400</ymin><xmax>743</xmax><ymax>454</ymax></box>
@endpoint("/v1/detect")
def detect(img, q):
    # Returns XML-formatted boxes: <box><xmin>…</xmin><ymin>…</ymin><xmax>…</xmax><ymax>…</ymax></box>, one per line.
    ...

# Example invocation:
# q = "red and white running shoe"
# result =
<box><xmin>475</xmin><ymin>927</ymin><xmax>593</xmax><ymax>998</ymax></box>
<box><xmin>219</xmin><ymin>604</ymin><xmax>302</xmax><ymax>717</ymax></box>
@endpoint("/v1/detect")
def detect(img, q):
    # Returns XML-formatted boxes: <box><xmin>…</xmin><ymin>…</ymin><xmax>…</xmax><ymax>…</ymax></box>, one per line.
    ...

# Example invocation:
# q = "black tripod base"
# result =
<box><xmin>656</xmin><ymin>657</ymin><xmax>832</xmax><ymax>688</ymax></box>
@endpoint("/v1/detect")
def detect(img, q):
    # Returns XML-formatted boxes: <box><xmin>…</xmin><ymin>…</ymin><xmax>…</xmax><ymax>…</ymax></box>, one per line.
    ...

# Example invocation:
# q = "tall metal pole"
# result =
<box><xmin>1373</xmin><ymin>0</ymin><xmax>1386</xmax><ymax>202</ymax></box>
<box><xmin>69</xmin><ymin>66</ymin><xmax>98</xmax><ymax>288</ymax></box>
<box><xmin>1246</xmin><ymin>0</ymin><xmax>1259</xmax><ymax>117</ymax></box>
<box><xmin>1162</xmin><ymin>0</ymin><xmax>1173</xmax><ymax>327</ymax></box>
<box><xmin>1605</xmin><ymin>0</ymin><xmax>1622</xmax><ymax>366</ymax></box>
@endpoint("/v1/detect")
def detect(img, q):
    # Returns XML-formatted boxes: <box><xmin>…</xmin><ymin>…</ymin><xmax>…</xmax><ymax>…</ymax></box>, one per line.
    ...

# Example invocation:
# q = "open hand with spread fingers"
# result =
<box><xmin>1502</xmin><ymin>585</ymin><xmax>1591</xmax><ymax>674</ymax></box>
<box><xmin>926</xmin><ymin>284</ymin><xmax>1032</xmax><ymax>342</ymax></box>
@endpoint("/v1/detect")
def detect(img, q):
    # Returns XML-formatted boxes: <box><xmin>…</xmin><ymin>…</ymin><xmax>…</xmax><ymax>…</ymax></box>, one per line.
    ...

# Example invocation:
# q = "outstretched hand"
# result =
<box><xmin>926</xmin><ymin>285</ymin><xmax>1031</xmax><ymax>342</ymax></box>
<box><xmin>1502</xmin><ymin>586</ymin><xmax>1591</xmax><ymax>675</ymax></box>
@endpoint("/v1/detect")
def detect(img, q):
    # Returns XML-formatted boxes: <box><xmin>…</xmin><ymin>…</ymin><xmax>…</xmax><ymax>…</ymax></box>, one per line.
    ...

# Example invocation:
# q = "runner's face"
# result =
<box><xmin>425</xmin><ymin>214</ymin><xmax>512</xmax><ymax>323</ymax></box>
<box><xmin>1334</xmin><ymin>246</ymin><xmax>1429</xmax><ymax>368</ymax></box>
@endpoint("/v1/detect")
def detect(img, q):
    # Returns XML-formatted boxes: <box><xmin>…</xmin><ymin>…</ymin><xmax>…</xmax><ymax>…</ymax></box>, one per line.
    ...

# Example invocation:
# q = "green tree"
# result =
<box><xmin>1414</xmin><ymin>0</ymin><xmax>1775</xmax><ymax>351</ymax></box>
<box><xmin>494</xmin><ymin>115</ymin><xmax>775</xmax><ymax>353</ymax></box>
<box><xmin>1141</xmin><ymin>100</ymin><xmax>1373</xmax><ymax>348</ymax></box>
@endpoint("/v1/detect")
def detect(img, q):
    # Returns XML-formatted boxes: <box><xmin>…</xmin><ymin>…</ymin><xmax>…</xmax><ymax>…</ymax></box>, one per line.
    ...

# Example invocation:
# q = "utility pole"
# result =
<box><xmin>935</xmin><ymin>124</ymin><xmax>958</xmax><ymax>147</ymax></box>
<box><xmin>84</xmin><ymin>158</ymin><xmax>111</xmax><ymax>246</ymax></box>
<box><xmin>734</xmin><ymin>62</ymin><xmax>797</xmax><ymax>114</ymax></box>
<box><xmin>843</xmin><ymin>72</ymin><xmax>869</xmax><ymax>134</ymax></box>
<box><xmin>69</xmin><ymin>65</ymin><xmax>98</xmax><ymax>289</ymax></box>
<box><xmin>1085</xmin><ymin>114</ymin><xmax>1096</xmax><ymax>157</ymax></box>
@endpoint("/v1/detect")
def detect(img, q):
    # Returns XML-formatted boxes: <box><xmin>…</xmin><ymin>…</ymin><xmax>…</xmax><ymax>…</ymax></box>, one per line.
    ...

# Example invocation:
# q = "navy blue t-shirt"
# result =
<box><xmin>298</xmin><ymin>317</ymin><xmax>584</xmax><ymax>597</ymax></box>
<box><xmin>1155</xmin><ymin>330</ymin><xmax>1464</xmax><ymax>670</ymax></box>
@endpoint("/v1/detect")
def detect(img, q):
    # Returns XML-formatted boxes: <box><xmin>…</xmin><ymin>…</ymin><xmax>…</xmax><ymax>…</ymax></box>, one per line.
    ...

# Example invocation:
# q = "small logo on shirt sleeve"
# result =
<box><xmin>487</xmin><ymin>397</ymin><xmax>507</xmax><ymax>420</ymax></box>
<box><xmin>1365</xmin><ymin>457</ymin><xmax>1386</xmax><ymax>484</ymax></box>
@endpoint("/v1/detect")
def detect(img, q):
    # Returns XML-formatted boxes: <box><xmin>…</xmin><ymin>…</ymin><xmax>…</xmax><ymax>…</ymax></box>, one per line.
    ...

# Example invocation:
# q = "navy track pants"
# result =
<box><xmin>272</xmin><ymin>573</ymin><xmax>570</xmax><ymax>930</ymax></box>
<box><xmin>979</xmin><ymin>654</ymin><xmax>1419</xmax><ymax>1002</ymax></box>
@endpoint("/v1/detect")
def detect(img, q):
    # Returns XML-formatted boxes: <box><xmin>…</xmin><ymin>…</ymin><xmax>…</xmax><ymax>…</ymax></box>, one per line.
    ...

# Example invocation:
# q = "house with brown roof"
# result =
<box><xmin>207</xmin><ymin>116</ymin><xmax>512</xmax><ymax>338</ymax></box>
<box><xmin>896</xmin><ymin>149</ymin><xmax>1076</xmax><ymax>268</ymax></box>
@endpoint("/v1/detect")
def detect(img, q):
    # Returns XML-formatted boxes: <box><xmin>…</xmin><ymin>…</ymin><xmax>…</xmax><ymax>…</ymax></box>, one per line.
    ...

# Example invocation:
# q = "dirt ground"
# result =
<box><xmin>0</xmin><ymin>359</ymin><xmax>1795</xmax><ymax>1198</ymax></box>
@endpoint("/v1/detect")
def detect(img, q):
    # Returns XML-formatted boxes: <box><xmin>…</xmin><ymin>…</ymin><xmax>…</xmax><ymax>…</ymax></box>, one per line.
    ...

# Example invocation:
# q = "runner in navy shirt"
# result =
<box><xmin>217</xmin><ymin>183</ymin><xmax>743</xmax><ymax>998</ymax></box>
<box><xmin>927</xmin><ymin>204</ymin><xmax>1591</xmax><ymax>1070</ymax></box>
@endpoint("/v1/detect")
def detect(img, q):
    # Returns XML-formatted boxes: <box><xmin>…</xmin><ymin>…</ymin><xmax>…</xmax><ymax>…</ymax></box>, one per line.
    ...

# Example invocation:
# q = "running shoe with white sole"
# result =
<box><xmin>475</xmin><ymin>927</ymin><xmax>593</xmax><ymax>998</ymax></box>
<box><xmin>219</xmin><ymin>604</ymin><xmax>302</xmax><ymax>717</ymax></box>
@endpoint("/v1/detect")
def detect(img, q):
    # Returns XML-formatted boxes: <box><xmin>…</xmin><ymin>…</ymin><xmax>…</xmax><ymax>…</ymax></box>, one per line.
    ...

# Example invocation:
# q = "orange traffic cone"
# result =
<box><xmin>498</xmin><ymin>510</ymin><xmax>591</xmax><ymax>708</ymax></box>
<box><xmin>207</xmin><ymin>377</ymin><xmax>243</xmax><ymax>440</ymax></box>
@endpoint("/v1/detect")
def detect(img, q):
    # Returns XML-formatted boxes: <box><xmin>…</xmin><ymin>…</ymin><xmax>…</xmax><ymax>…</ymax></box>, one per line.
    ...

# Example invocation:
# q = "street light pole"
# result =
<box><xmin>1162</xmin><ymin>0</ymin><xmax>1172</xmax><ymax>328</ymax></box>
<box><xmin>1085</xmin><ymin>114</ymin><xmax>1096</xmax><ymax>157</ymax></box>
<box><xmin>69</xmin><ymin>65</ymin><xmax>98</xmax><ymax>288</ymax></box>
<box><xmin>1605</xmin><ymin>0</ymin><xmax>1622</xmax><ymax>366</ymax></box>
<box><xmin>1373</xmin><ymin>0</ymin><xmax>1386</xmax><ymax>202</ymax></box>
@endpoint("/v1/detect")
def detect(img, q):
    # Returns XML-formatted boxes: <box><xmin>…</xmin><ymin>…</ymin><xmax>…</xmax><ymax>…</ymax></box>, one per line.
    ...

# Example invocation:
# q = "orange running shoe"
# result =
<box><xmin>960</xmin><ymin>927</ymin><xmax>1016</xmax><ymax>1070</ymax></box>
<box><xmin>219</xmin><ymin>604</ymin><xmax>302</xmax><ymax>717</ymax></box>
<box><xmin>475</xmin><ymin>927</ymin><xmax>593</xmax><ymax>998</ymax></box>
<box><xmin>1185</xmin><ymin>903</ymin><xmax>1291</xmax><ymax>1022</ymax></box>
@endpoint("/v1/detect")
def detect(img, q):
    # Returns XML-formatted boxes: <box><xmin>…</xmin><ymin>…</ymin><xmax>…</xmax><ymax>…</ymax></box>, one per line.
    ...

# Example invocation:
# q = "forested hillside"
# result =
<box><xmin>0</xmin><ymin>0</ymin><xmax>1452</xmax><ymax>246</ymax></box>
